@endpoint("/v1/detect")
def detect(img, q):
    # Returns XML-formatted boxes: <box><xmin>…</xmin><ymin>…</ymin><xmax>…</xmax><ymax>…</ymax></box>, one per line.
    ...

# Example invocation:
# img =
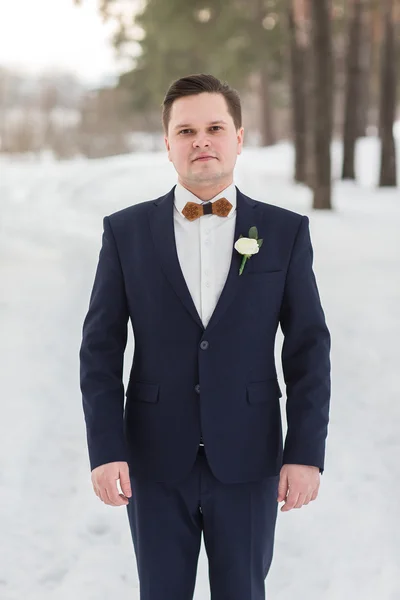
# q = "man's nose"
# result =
<box><xmin>193</xmin><ymin>134</ymin><xmax>211</xmax><ymax>148</ymax></box>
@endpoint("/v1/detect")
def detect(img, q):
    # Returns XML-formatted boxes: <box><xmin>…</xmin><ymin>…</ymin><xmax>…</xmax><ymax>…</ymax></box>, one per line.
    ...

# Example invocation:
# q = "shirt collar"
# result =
<box><xmin>174</xmin><ymin>181</ymin><xmax>237</xmax><ymax>219</ymax></box>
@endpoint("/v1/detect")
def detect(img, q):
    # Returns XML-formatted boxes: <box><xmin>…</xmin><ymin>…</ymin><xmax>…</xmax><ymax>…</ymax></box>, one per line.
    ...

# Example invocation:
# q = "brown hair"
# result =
<box><xmin>162</xmin><ymin>74</ymin><xmax>242</xmax><ymax>134</ymax></box>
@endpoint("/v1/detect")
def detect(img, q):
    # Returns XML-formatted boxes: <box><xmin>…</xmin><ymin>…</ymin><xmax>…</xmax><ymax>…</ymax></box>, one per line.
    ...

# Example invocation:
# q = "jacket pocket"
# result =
<box><xmin>127</xmin><ymin>381</ymin><xmax>160</xmax><ymax>403</ymax></box>
<box><xmin>246</xmin><ymin>378</ymin><xmax>282</xmax><ymax>404</ymax></box>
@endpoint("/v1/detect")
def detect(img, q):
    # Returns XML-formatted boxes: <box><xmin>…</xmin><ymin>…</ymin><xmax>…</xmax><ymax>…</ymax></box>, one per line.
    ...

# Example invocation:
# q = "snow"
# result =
<box><xmin>1</xmin><ymin>135</ymin><xmax>399</xmax><ymax>599</ymax></box>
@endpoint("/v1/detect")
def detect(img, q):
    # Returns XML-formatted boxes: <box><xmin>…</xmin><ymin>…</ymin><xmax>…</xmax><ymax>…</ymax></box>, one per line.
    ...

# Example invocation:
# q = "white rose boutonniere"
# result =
<box><xmin>234</xmin><ymin>226</ymin><xmax>263</xmax><ymax>275</ymax></box>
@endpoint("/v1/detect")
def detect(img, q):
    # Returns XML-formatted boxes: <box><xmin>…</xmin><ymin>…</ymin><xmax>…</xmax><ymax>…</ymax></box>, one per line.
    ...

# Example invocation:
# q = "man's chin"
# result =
<box><xmin>187</xmin><ymin>169</ymin><xmax>224</xmax><ymax>183</ymax></box>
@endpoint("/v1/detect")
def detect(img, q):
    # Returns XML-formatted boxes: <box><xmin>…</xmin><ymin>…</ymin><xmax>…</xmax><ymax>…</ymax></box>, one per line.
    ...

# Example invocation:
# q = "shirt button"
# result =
<box><xmin>195</xmin><ymin>384</ymin><xmax>200</xmax><ymax>394</ymax></box>
<box><xmin>205</xmin><ymin>281</ymin><xmax>210</xmax><ymax>288</ymax></box>
<box><xmin>200</xmin><ymin>340</ymin><xmax>209</xmax><ymax>350</ymax></box>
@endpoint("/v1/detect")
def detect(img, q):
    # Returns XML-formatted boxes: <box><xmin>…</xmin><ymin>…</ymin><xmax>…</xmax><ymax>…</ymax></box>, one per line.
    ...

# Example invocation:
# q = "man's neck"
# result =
<box><xmin>178</xmin><ymin>178</ymin><xmax>233</xmax><ymax>202</ymax></box>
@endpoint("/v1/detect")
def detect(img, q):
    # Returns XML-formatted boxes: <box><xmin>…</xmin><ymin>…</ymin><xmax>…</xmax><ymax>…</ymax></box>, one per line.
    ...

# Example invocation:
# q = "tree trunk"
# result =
<box><xmin>288</xmin><ymin>2</ymin><xmax>308</xmax><ymax>183</ymax></box>
<box><xmin>290</xmin><ymin>0</ymin><xmax>315</xmax><ymax>188</ymax></box>
<box><xmin>252</xmin><ymin>0</ymin><xmax>276</xmax><ymax>146</ymax></box>
<box><xmin>311</xmin><ymin>0</ymin><xmax>333</xmax><ymax>209</ymax></box>
<box><xmin>356</xmin><ymin>1</ymin><xmax>372</xmax><ymax>137</ymax></box>
<box><xmin>253</xmin><ymin>0</ymin><xmax>277</xmax><ymax>148</ymax></box>
<box><xmin>378</xmin><ymin>0</ymin><xmax>397</xmax><ymax>187</ymax></box>
<box><xmin>342</xmin><ymin>0</ymin><xmax>364</xmax><ymax>180</ymax></box>
<box><xmin>368</xmin><ymin>0</ymin><xmax>384</xmax><ymax>132</ymax></box>
<box><xmin>259</xmin><ymin>64</ymin><xmax>277</xmax><ymax>146</ymax></box>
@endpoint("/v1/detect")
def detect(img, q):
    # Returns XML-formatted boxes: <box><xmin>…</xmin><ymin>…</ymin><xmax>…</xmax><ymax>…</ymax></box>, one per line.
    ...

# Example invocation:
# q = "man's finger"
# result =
<box><xmin>92</xmin><ymin>484</ymin><xmax>101</xmax><ymax>499</ymax></box>
<box><xmin>103</xmin><ymin>486</ymin><xmax>120</xmax><ymax>506</ymax></box>
<box><xmin>293</xmin><ymin>493</ymin><xmax>306</xmax><ymax>509</ymax></box>
<box><xmin>119</xmin><ymin>470</ymin><xmax>132</xmax><ymax>498</ymax></box>
<box><xmin>97</xmin><ymin>487</ymin><xmax>109</xmax><ymax>504</ymax></box>
<box><xmin>106</xmin><ymin>483</ymin><xmax>128</xmax><ymax>506</ymax></box>
<box><xmin>281</xmin><ymin>490</ymin><xmax>300</xmax><ymax>512</ymax></box>
<box><xmin>116</xmin><ymin>481</ymin><xmax>131</xmax><ymax>502</ymax></box>
<box><xmin>277</xmin><ymin>475</ymin><xmax>288</xmax><ymax>502</ymax></box>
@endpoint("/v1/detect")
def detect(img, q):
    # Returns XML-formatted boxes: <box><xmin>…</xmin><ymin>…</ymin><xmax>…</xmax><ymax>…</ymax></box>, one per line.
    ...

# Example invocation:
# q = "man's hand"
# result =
<box><xmin>277</xmin><ymin>464</ymin><xmax>320</xmax><ymax>512</ymax></box>
<box><xmin>91</xmin><ymin>461</ymin><xmax>132</xmax><ymax>506</ymax></box>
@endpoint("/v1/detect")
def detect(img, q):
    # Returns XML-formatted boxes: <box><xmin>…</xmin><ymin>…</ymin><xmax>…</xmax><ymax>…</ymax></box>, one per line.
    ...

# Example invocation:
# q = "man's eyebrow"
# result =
<box><xmin>173</xmin><ymin>120</ymin><xmax>228</xmax><ymax>130</ymax></box>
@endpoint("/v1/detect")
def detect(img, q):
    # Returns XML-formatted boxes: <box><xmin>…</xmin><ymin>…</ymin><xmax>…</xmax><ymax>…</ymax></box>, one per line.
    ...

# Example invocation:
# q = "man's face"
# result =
<box><xmin>165</xmin><ymin>92</ymin><xmax>244</xmax><ymax>188</ymax></box>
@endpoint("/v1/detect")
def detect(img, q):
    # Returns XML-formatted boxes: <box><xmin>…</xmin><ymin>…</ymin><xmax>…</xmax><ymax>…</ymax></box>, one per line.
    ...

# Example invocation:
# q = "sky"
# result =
<box><xmin>0</xmin><ymin>0</ymin><xmax>132</xmax><ymax>84</ymax></box>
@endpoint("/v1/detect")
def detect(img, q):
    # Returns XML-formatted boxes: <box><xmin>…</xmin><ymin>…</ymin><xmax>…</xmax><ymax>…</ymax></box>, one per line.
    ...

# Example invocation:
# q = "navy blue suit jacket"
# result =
<box><xmin>79</xmin><ymin>186</ymin><xmax>331</xmax><ymax>483</ymax></box>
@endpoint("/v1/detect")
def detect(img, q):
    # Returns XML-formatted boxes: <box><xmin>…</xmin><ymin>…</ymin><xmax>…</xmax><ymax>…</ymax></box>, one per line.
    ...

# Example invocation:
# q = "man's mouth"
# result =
<box><xmin>193</xmin><ymin>156</ymin><xmax>216</xmax><ymax>162</ymax></box>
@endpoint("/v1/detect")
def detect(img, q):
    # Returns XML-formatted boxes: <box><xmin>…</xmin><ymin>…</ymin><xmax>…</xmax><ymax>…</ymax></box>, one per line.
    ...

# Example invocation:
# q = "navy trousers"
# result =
<box><xmin>126</xmin><ymin>446</ymin><xmax>280</xmax><ymax>600</ymax></box>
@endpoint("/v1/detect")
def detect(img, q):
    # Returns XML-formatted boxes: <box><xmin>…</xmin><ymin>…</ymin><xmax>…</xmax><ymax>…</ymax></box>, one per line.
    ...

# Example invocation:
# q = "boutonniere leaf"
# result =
<box><xmin>234</xmin><ymin>227</ymin><xmax>263</xmax><ymax>275</ymax></box>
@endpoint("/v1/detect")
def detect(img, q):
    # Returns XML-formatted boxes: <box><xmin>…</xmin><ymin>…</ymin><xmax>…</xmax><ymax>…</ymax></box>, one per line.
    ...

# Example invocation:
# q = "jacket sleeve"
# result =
<box><xmin>279</xmin><ymin>216</ymin><xmax>331</xmax><ymax>474</ymax></box>
<box><xmin>79</xmin><ymin>216</ymin><xmax>129</xmax><ymax>471</ymax></box>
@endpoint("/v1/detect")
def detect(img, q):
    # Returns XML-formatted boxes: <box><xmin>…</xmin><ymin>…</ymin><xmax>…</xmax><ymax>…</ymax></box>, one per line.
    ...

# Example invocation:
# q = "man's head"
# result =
<box><xmin>162</xmin><ymin>74</ymin><xmax>244</xmax><ymax>197</ymax></box>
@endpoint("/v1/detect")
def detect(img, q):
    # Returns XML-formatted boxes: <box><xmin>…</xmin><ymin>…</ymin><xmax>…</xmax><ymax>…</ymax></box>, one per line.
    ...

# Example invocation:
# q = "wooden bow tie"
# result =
<box><xmin>182</xmin><ymin>197</ymin><xmax>233</xmax><ymax>221</ymax></box>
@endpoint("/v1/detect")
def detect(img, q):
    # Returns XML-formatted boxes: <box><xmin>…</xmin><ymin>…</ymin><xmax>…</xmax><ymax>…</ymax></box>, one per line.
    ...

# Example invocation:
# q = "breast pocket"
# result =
<box><xmin>245</xmin><ymin>268</ymin><xmax>283</xmax><ymax>275</ymax></box>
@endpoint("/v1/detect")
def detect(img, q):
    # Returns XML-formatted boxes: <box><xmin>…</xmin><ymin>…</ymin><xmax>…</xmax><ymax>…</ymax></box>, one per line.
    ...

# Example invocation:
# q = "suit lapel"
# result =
<box><xmin>149</xmin><ymin>186</ymin><xmax>204</xmax><ymax>329</ymax></box>
<box><xmin>204</xmin><ymin>187</ymin><xmax>259</xmax><ymax>334</ymax></box>
<box><xmin>148</xmin><ymin>185</ymin><xmax>260</xmax><ymax>333</ymax></box>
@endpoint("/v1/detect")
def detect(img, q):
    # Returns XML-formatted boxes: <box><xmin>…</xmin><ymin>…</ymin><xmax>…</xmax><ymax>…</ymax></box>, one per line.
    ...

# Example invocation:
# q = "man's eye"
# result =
<box><xmin>178</xmin><ymin>126</ymin><xmax>221</xmax><ymax>134</ymax></box>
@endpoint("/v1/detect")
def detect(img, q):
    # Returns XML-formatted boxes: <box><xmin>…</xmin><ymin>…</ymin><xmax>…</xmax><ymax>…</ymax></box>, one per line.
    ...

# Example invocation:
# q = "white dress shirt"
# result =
<box><xmin>173</xmin><ymin>181</ymin><xmax>237</xmax><ymax>329</ymax></box>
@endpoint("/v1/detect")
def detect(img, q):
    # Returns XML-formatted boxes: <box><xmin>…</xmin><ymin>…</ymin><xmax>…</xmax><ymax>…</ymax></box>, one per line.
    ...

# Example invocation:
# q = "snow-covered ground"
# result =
<box><xmin>1</xmin><ymin>137</ymin><xmax>399</xmax><ymax>599</ymax></box>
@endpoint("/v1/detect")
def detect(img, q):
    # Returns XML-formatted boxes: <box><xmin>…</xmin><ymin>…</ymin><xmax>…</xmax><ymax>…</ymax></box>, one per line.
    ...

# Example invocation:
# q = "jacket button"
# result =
<box><xmin>195</xmin><ymin>384</ymin><xmax>200</xmax><ymax>394</ymax></box>
<box><xmin>200</xmin><ymin>340</ymin><xmax>209</xmax><ymax>350</ymax></box>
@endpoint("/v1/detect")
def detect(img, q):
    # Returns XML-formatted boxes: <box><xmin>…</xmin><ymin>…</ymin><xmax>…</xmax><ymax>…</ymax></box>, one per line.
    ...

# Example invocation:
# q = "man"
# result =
<box><xmin>80</xmin><ymin>73</ymin><xmax>331</xmax><ymax>600</ymax></box>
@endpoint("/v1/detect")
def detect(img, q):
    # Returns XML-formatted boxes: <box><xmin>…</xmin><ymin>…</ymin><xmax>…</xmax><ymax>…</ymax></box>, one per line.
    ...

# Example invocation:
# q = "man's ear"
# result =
<box><xmin>164</xmin><ymin>136</ymin><xmax>172</xmax><ymax>161</ymax></box>
<box><xmin>237</xmin><ymin>127</ymin><xmax>244</xmax><ymax>155</ymax></box>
